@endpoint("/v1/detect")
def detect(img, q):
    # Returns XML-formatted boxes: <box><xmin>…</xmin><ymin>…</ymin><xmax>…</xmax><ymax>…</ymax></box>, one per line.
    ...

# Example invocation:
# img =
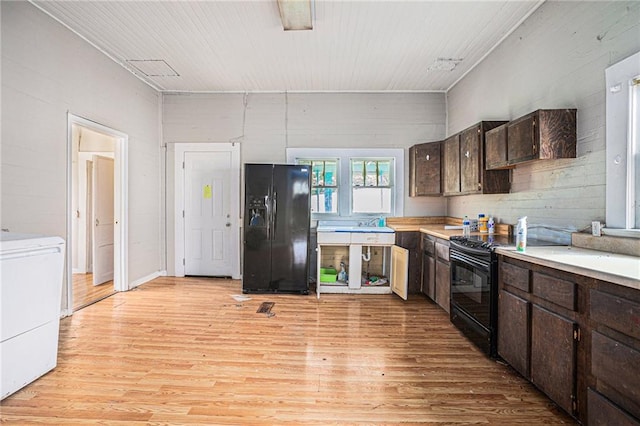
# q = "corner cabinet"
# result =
<box><xmin>409</xmin><ymin>142</ymin><xmax>442</xmax><ymax>196</ymax></box>
<box><xmin>507</xmin><ymin>109</ymin><xmax>576</xmax><ymax>165</ymax></box>
<box><xmin>443</xmin><ymin>121</ymin><xmax>510</xmax><ymax>196</ymax></box>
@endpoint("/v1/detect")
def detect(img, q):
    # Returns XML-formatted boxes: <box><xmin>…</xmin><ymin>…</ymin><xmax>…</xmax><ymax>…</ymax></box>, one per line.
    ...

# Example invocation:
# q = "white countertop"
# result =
<box><xmin>496</xmin><ymin>245</ymin><xmax>640</xmax><ymax>291</ymax></box>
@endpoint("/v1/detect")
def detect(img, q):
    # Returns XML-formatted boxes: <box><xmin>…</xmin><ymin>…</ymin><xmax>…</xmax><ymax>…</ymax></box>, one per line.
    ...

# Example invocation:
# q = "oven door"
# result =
<box><xmin>450</xmin><ymin>248</ymin><xmax>492</xmax><ymax>328</ymax></box>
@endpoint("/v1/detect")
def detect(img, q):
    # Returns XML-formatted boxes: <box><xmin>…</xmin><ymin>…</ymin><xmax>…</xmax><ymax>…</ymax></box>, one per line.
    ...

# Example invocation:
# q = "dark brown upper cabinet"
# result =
<box><xmin>507</xmin><ymin>109</ymin><xmax>577</xmax><ymax>165</ymax></box>
<box><xmin>442</xmin><ymin>134</ymin><xmax>460</xmax><ymax>196</ymax></box>
<box><xmin>485</xmin><ymin>123</ymin><xmax>512</xmax><ymax>170</ymax></box>
<box><xmin>458</xmin><ymin>121</ymin><xmax>510</xmax><ymax>195</ymax></box>
<box><xmin>409</xmin><ymin>141</ymin><xmax>441</xmax><ymax>196</ymax></box>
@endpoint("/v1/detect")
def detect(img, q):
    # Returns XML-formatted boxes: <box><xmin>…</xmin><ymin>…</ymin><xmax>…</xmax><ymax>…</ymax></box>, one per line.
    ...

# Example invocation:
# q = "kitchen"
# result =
<box><xmin>2</xmin><ymin>0</ymin><xmax>640</xmax><ymax>424</ymax></box>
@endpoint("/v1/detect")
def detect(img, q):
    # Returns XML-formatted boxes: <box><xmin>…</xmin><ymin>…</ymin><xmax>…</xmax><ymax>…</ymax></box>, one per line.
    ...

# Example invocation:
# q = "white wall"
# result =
<box><xmin>163</xmin><ymin>92</ymin><xmax>448</xmax><ymax>217</ymax></box>
<box><xmin>1</xmin><ymin>2</ymin><xmax>163</xmax><ymax>306</ymax></box>
<box><xmin>447</xmin><ymin>1</ymin><xmax>640</xmax><ymax>229</ymax></box>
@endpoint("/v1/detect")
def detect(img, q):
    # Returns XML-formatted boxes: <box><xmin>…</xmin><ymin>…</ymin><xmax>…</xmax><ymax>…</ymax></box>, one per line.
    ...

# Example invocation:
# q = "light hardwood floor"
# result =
<box><xmin>72</xmin><ymin>273</ymin><xmax>115</xmax><ymax>311</ymax></box>
<box><xmin>1</xmin><ymin>277</ymin><xmax>576</xmax><ymax>425</ymax></box>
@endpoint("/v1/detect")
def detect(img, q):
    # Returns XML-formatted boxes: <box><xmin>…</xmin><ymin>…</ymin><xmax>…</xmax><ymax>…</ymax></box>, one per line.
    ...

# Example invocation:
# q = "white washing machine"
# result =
<box><xmin>0</xmin><ymin>232</ymin><xmax>65</xmax><ymax>400</ymax></box>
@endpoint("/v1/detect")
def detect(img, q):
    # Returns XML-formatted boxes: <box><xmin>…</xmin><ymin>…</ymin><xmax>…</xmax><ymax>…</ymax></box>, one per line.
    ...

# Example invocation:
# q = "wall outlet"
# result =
<box><xmin>592</xmin><ymin>221</ymin><xmax>602</xmax><ymax>237</ymax></box>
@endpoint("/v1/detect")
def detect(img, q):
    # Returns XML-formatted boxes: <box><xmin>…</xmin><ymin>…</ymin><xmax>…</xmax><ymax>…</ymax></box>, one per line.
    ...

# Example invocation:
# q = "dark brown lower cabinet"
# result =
<box><xmin>434</xmin><ymin>239</ymin><xmax>450</xmax><ymax>313</ymax></box>
<box><xmin>421</xmin><ymin>234</ymin><xmax>436</xmax><ymax>300</ymax></box>
<box><xmin>588</xmin><ymin>388</ymin><xmax>640</xmax><ymax>426</ymax></box>
<box><xmin>530</xmin><ymin>305</ymin><xmax>577</xmax><ymax>415</ymax></box>
<box><xmin>498</xmin><ymin>254</ymin><xmax>640</xmax><ymax>425</ymax></box>
<box><xmin>395</xmin><ymin>231</ymin><xmax>421</xmax><ymax>294</ymax></box>
<box><xmin>497</xmin><ymin>289</ymin><xmax>530</xmax><ymax>378</ymax></box>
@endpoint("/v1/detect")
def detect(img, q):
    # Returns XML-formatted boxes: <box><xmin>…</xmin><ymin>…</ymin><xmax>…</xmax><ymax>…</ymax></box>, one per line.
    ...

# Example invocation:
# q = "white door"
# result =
<box><xmin>184</xmin><ymin>151</ymin><xmax>233</xmax><ymax>276</ymax></box>
<box><xmin>91</xmin><ymin>155</ymin><xmax>114</xmax><ymax>286</ymax></box>
<box><xmin>391</xmin><ymin>245</ymin><xmax>409</xmax><ymax>300</ymax></box>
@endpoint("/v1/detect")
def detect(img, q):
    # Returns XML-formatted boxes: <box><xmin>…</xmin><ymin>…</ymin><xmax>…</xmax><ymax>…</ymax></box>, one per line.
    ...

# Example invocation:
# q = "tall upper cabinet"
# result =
<box><xmin>409</xmin><ymin>141</ymin><xmax>442</xmax><ymax>196</ymax></box>
<box><xmin>444</xmin><ymin>121</ymin><xmax>510</xmax><ymax>196</ymax></box>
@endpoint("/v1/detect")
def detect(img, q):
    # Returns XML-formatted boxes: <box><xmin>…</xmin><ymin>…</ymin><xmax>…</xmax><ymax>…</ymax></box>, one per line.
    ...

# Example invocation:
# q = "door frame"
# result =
<box><xmin>66</xmin><ymin>113</ymin><xmax>129</xmax><ymax>314</ymax></box>
<box><xmin>169</xmin><ymin>143</ymin><xmax>241</xmax><ymax>279</ymax></box>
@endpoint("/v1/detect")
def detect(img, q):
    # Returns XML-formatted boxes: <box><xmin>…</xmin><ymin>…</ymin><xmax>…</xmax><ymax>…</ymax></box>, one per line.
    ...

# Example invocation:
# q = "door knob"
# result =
<box><xmin>95</xmin><ymin>218</ymin><xmax>99</xmax><ymax>226</ymax></box>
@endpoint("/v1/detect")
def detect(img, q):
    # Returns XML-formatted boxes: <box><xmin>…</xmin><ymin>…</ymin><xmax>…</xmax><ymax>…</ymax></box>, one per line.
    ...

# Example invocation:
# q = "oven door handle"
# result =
<box><xmin>450</xmin><ymin>250</ymin><xmax>490</xmax><ymax>272</ymax></box>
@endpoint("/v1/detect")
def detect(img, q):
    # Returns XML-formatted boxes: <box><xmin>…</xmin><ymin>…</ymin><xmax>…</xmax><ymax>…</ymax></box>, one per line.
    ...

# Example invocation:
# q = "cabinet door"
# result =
<box><xmin>498</xmin><ymin>290</ymin><xmax>530</xmax><ymax>378</ymax></box>
<box><xmin>507</xmin><ymin>113</ymin><xmax>537</xmax><ymax>164</ymax></box>
<box><xmin>460</xmin><ymin>125</ymin><xmax>481</xmax><ymax>194</ymax></box>
<box><xmin>485</xmin><ymin>124</ymin><xmax>509</xmax><ymax>170</ymax></box>
<box><xmin>442</xmin><ymin>134</ymin><xmax>460</xmax><ymax>195</ymax></box>
<box><xmin>422</xmin><ymin>252</ymin><xmax>435</xmax><ymax>300</ymax></box>
<box><xmin>391</xmin><ymin>245</ymin><xmax>409</xmax><ymax>301</ymax></box>
<box><xmin>435</xmin><ymin>258</ymin><xmax>450</xmax><ymax>313</ymax></box>
<box><xmin>410</xmin><ymin>142</ymin><xmax>441</xmax><ymax>196</ymax></box>
<box><xmin>531</xmin><ymin>305</ymin><xmax>577</xmax><ymax>415</ymax></box>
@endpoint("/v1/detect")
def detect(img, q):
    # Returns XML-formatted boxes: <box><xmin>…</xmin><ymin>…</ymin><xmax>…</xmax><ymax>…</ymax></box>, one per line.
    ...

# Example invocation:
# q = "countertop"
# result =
<box><xmin>497</xmin><ymin>246</ymin><xmax>640</xmax><ymax>291</ymax></box>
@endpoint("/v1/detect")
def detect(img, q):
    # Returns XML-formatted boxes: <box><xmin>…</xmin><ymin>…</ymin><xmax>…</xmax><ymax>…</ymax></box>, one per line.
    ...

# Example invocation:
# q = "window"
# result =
<box><xmin>287</xmin><ymin>148</ymin><xmax>404</xmax><ymax>218</ymax></box>
<box><xmin>605</xmin><ymin>51</ymin><xmax>640</xmax><ymax>232</ymax></box>
<box><xmin>298</xmin><ymin>159</ymin><xmax>338</xmax><ymax>214</ymax></box>
<box><xmin>351</xmin><ymin>159</ymin><xmax>392</xmax><ymax>213</ymax></box>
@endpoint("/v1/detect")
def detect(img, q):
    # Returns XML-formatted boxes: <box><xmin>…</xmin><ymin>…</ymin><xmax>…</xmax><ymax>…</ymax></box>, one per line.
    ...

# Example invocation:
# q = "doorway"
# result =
<box><xmin>169</xmin><ymin>143</ymin><xmax>240</xmax><ymax>279</ymax></box>
<box><xmin>67</xmin><ymin>114</ymin><xmax>128</xmax><ymax>313</ymax></box>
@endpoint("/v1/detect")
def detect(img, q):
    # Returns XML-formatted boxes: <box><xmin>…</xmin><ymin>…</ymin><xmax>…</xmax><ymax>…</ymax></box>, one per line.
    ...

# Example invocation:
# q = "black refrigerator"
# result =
<box><xmin>242</xmin><ymin>164</ymin><xmax>311</xmax><ymax>294</ymax></box>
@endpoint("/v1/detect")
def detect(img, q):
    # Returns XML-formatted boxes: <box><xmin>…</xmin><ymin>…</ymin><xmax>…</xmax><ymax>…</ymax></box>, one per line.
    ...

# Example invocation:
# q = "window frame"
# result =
<box><xmin>297</xmin><ymin>158</ymin><xmax>339</xmax><ymax>214</ymax></box>
<box><xmin>287</xmin><ymin>148</ymin><xmax>404</xmax><ymax>220</ymax></box>
<box><xmin>350</xmin><ymin>158</ymin><xmax>394</xmax><ymax>214</ymax></box>
<box><xmin>605</xmin><ymin>51</ymin><xmax>640</xmax><ymax>233</ymax></box>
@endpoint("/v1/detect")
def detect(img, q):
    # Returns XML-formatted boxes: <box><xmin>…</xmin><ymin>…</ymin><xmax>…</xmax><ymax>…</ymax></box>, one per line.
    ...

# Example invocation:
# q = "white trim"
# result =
<box><xmin>130</xmin><ymin>270</ymin><xmax>165</xmax><ymax>289</ymax></box>
<box><xmin>67</xmin><ymin>113</ymin><xmax>129</xmax><ymax>314</ymax></box>
<box><xmin>169</xmin><ymin>142</ymin><xmax>241</xmax><ymax>279</ymax></box>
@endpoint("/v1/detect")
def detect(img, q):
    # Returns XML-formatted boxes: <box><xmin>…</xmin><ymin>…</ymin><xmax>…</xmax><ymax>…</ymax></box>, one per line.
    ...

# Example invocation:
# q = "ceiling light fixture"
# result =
<box><xmin>427</xmin><ymin>58</ymin><xmax>463</xmax><ymax>72</ymax></box>
<box><xmin>277</xmin><ymin>0</ymin><xmax>313</xmax><ymax>31</ymax></box>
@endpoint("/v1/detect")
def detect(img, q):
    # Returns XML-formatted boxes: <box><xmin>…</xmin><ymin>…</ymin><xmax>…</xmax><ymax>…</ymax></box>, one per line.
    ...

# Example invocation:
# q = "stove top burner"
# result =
<box><xmin>450</xmin><ymin>234</ymin><xmax>567</xmax><ymax>251</ymax></box>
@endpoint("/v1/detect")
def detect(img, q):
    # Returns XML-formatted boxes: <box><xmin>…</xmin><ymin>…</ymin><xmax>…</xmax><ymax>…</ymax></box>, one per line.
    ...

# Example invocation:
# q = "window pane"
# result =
<box><xmin>311</xmin><ymin>188</ymin><xmax>338</xmax><ymax>213</ymax></box>
<box><xmin>312</xmin><ymin>162</ymin><xmax>324</xmax><ymax>186</ymax></box>
<box><xmin>352</xmin><ymin>161</ymin><xmax>364</xmax><ymax>186</ymax></box>
<box><xmin>365</xmin><ymin>161</ymin><xmax>377</xmax><ymax>186</ymax></box>
<box><xmin>378</xmin><ymin>161</ymin><xmax>390</xmax><ymax>186</ymax></box>
<box><xmin>352</xmin><ymin>187</ymin><xmax>391</xmax><ymax>213</ymax></box>
<box><xmin>325</xmin><ymin>161</ymin><xmax>337</xmax><ymax>186</ymax></box>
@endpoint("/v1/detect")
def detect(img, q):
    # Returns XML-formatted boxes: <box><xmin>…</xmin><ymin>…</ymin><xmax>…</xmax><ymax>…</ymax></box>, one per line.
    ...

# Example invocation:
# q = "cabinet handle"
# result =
<box><xmin>425</xmin><ymin>154</ymin><xmax>430</xmax><ymax>161</ymax></box>
<box><xmin>465</xmin><ymin>151</ymin><xmax>470</xmax><ymax>158</ymax></box>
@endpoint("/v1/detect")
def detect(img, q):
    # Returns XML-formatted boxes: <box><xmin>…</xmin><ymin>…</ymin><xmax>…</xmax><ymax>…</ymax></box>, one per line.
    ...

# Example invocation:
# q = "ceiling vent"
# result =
<box><xmin>277</xmin><ymin>0</ymin><xmax>313</xmax><ymax>31</ymax></box>
<box><xmin>427</xmin><ymin>58</ymin><xmax>463</xmax><ymax>72</ymax></box>
<box><xmin>126</xmin><ymin>59</ymin><xmax>179</xmax><ymax>77</ymax></box>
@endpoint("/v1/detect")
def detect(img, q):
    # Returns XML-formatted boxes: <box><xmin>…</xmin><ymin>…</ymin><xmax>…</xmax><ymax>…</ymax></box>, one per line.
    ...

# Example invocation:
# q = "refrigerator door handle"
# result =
<box><xmin>264</xmin><ymin>195</ymin><xmax>271</xmax><ymax>240</ymax></box>
<box><xmin>272</xmin><ymin>192</ymin><xmax>277</xmax><ymax>240</ymax></box>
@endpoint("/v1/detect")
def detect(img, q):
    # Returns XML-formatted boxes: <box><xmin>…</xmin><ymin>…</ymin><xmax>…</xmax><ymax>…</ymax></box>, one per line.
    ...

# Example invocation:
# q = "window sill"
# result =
<box><xmin>602</xmin><ymin>228</ymin><xmax>640</xmax><ymax>239</ymax></box>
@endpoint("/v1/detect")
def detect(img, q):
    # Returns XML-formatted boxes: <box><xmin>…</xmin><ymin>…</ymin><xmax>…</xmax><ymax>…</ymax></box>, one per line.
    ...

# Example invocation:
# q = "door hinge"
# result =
<box><xmin>573</xmin><ymin>327</ymin><xmax>581</xmax><ymax>342</ymax></box>
<box><xmin>183</xmin><ymin>258</ymin><xmax>185</xmax><ymax>266</ymax></box>
<box><xmin>182</xmin><ymin>161</ymin><xmax>185</xmax><ymax>169</ymax></box>
<box><xmin>571</xmin><ymin>394</ymin><xmax>578</xmax><ymax>414</ymax></box>
<box><xmin>182</xmin><ymin>210</ymin><xmax>185</xmax><ymax>218</ymax></box>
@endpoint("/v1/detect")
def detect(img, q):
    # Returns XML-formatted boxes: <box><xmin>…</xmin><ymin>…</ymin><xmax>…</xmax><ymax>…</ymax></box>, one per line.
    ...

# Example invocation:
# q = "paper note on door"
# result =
<box><xmin>203</xmin><ymin>184</ymin><xmax>212</xmax><ymax>199</ymax></box>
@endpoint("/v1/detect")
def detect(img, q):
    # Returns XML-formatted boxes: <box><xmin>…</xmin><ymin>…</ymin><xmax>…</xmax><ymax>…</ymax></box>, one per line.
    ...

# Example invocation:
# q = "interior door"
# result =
<box><xmin>184</xmin><ymin>151</ymin><xmax>233</xmax><ymax>276</ymax></box>
<box><xmin>391</xmin><ymin>245</ymin><xmax>409</xmax><ymax>300</ymax></box>
<box><xmin>91</xmin><ymin>155</ymin><xmax>114</xmax><ymax>286</ymax></box>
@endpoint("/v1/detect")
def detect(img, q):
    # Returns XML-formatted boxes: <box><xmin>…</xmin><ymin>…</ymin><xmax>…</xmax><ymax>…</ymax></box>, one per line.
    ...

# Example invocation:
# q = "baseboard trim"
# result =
<box><xmin>129</xmin><ymin>271</ymin><xmax>166</xmax><ymax>289</ymax></box>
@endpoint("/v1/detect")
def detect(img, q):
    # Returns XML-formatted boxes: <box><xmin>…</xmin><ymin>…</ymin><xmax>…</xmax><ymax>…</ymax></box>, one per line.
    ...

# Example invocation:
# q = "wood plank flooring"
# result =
<box><xmin>72</xmin><ymin>273</ymin><xmax>115</xmax><ymax>311</ymax></box>
<box><xmin>1</xmin><ymin>277</ymin><xmax>576</xmax><ymax>425</ymax></box>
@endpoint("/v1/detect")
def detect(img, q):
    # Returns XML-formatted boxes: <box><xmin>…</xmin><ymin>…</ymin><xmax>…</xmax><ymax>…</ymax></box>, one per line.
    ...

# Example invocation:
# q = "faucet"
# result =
<box><xmin>358</xmin><ymin>218</ymin><xmax>379</xmax><ymax>227</ymax></box>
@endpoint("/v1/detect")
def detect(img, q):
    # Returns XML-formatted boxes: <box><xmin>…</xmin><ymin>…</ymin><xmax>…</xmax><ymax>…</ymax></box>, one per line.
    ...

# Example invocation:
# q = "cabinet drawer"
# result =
<box><xmin>588</xmin><ymin>388</ymin><xmax>640</xmax><ymax>426</ymax></box>
<box><xmin>591</xmin><ymin>289</ymin><xmax>640</xmax><ymax>340</ymax></box>
<box><xmin>435</xmin><ymin>241</ymin><xmax>449</xmax><ymax>262</ymax></box>
<box><xmin>317</xmin><ymin>232</ymin><xmax>350</xmax><ymax>244</ymax></box>
<box><xmin>501</xmin><ymin>262</ymin><xmax>530</xmax><ymax>293</ymax></box>
<box><xmin>351</xmin><ymin>232</ymin><xmax>395</xmax><ymax>245</ymax></box>
<box><xmin>592</xmin><ymin>331</ymin><xmax>640</xmax><ymax>407</ymax></box>
<box><xmin>532</xmin><ymin>272</ymin><xmax>576</xmax><ymax>311</ymax></box>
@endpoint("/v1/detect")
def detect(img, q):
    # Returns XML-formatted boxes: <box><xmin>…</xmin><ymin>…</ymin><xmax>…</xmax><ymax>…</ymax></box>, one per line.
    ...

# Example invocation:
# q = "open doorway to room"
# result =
<box><xmin>67</xmin><ymin>114</ymin><xmax>128</xmax><ymax>312</ymax></box>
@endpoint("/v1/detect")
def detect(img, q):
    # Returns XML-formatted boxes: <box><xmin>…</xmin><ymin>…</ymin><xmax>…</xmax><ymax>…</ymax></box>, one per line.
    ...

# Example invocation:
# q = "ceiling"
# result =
<box><xmin>32</xmin><ymin>0</ymin><xmax>543</xmax><ymax>93</ymax></box>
